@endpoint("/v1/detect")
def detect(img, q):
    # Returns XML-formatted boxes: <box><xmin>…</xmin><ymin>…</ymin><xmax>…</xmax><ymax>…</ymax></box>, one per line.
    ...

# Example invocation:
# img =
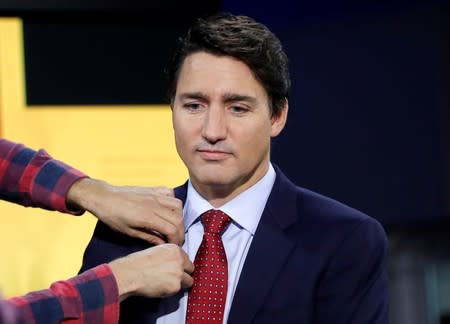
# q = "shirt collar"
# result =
<box><xmin>183</xmin><ymin>164</ymin><xmax>276</xmax><ymax>235</ymax></box>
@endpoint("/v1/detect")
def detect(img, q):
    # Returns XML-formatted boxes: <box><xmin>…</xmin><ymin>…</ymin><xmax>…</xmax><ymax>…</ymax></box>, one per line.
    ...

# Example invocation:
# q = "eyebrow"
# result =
<box><xmin>179</xmin><ymin>92</ymin><xmax>209</xmax><ymax>101</ymax></box>
<box><xmin>222</xmin><ymin>93</ymin><xmax>257</xmax><ymax>105</ymax></box>
<box><xmin>178</xmin><ymin>92</ymin><xmax>257</xmax><ymax>104</ymax></box>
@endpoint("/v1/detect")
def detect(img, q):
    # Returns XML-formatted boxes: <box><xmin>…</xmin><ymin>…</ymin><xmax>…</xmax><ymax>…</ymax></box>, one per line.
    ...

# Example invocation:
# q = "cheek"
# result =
<box><xmin>242</xmin><ymin>120</ymin><xmax>272</xmax><ymax>142</ymax></box>
<box><xmin>238</xmin><ymin>125</ymin><xmax>271</xmax><ymax>155</ymax></box>
<box><xmin>173</xmin><ymin>117</ymin><xmax>187</xmax><ymax>139</ymax></box>
<box><xmin>173</xmin><ymin>122</ymin><xmax>185</xmax><ymax>149</ymax></box>
<box><xmin>174</xmin><ymin>130</ymin><xmax>189</xmax><ymax>151</ymax></box>
<box><xmin>174</xmin><ymin>123</ymin><xmax>196</xmax><ymax>155</ymax></box>
<box><xmin>173</xmin><ymin>113</ymin><xmax>200</xmax><ymax>139</ymax></box>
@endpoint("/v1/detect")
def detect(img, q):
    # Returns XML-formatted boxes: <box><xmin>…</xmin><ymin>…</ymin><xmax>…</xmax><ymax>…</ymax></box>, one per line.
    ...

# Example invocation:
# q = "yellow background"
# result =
<box><xmin>0</xmin><ymin>18</ymin><xmax>187</xmax><ymax>297</ymax></box>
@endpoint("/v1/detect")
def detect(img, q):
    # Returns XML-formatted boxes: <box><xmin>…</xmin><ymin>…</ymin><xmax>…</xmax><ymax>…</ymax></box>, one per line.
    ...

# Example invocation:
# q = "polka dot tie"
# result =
<box><xmin>186</xmin><ymin>209</ymin><xmax>231</xmax><ymax>324</ymax></box>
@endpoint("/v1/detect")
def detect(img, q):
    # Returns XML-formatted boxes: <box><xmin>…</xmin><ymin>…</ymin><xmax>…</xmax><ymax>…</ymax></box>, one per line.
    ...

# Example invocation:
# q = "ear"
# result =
<box><xmin>270</xmin><ymin>99</ymin><xmax>288</xmax><ymax>138</ymax></box>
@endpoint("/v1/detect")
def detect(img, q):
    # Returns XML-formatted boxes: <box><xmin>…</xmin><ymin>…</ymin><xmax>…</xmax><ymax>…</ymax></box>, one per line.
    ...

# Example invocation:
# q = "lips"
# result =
<box><xmin>197</xmin><ymin>150</ymin><xmax>231</xmax><ymax>161</ymax></box>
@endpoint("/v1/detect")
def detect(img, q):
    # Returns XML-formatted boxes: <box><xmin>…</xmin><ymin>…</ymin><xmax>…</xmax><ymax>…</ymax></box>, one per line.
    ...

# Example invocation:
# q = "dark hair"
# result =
<box><xmin>166</xmin><ymin>13</ymin><xmax>290</xmax><ymax>116</ymax></box>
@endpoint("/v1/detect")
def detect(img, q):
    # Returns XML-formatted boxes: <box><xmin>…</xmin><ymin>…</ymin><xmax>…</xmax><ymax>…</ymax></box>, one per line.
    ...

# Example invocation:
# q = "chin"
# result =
<box><xmin>189</xmin><ymin>163</ymin><xmax>239</xmax><ymax>186</ymax></box>
<box><xmin>191</xmin><ymin>170</ymin><xmax>237</xmax><ymax>188</ymax></box>
<box><xmin>197</xmin><ymin>175</ymin><xmax>230</xmax><ymax>186</ymax></box>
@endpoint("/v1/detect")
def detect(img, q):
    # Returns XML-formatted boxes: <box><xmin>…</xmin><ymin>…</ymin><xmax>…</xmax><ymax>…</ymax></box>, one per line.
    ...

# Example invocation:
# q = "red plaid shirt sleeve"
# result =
<box><xmin>0</xmin><ymin>139</ymin><xmax>88</xmax><ymax>214</ymax></box>
<box><xmin>0</xmin><ymin>140</ymin><xmax>120</xmax><ymax>322</ymax></box>
<box><xmin>1</xmin><ymin>264</ymin><xmax>120</xmax><ymax>324</ymax></box>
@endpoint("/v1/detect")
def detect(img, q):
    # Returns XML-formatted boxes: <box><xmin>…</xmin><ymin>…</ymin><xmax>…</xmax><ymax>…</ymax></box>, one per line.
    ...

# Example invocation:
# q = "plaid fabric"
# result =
<box><xmin>3</xmin><ymin>264</ymin><xmax>120</xmax><ymax>324</ymax></box>
<box><xmin>0</xmin><ymin>140</ymin><xmax>120</xmax><ymax>322</ymax></box>
<box><xmin>0</xmin><ymin>139</ymin><xmax>87</xmax><ymax>214</ymax></box>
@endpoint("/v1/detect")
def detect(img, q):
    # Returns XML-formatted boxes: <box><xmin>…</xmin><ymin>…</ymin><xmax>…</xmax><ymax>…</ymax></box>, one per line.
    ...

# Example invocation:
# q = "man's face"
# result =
<box><xmin>172</xmin><ymin>52</ymin><xmax>287</xmax><ymax>204</ymax></box>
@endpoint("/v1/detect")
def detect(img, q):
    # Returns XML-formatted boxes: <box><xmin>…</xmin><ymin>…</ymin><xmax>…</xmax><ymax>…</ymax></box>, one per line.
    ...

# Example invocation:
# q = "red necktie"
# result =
<box><xmin>186</xmin><ymin>209</ymin><xmax>231</xmax><ymax>323</ymax></box>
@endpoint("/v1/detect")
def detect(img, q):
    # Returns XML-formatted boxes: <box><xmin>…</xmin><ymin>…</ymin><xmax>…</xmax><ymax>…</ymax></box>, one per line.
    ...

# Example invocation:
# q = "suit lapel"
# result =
<box><xmin>173</xmin><ymin>169</ymin><xmax>299</xmax><ymax>323</ymax></box>
<box><xmin>227</xmin><ymin>166</ymin><xmax>299</xmax><ymax>323</ymax></box>
<box><xmin>174</xmin><ymin>182</ymin><xmax>188</xmax><ymax>202</ymax></box>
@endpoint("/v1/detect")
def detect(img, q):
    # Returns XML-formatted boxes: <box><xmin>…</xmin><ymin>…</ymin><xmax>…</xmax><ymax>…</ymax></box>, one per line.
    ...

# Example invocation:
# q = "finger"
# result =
<box><xmin>181</xmin><ymin>272</ymin><xmax>194</xmax><ymax>289</ymax></box>
<box><xmin>163</xmin><ymin>223</ymin><xmax>185</xmax><ymax>246</ymax></box>
<box><xmin>128</xmin><ymin>228</ymin><xmax>166</xmax><ymax>245</ymax></box>
<box><xmin>152</xmin><ymin>187</ymin><xmax>174</xmax><ymax>197</ymax></box>
<box><xmin>155</xmin><ymin>215</ymin><xmax>184</xmax><ymax>245</ymax></box>
<box><xmin>135</xmin><ymin>215</ymin><xmax>184</xmax><ymax>245</ymax></box>
<box><xmin>133</xmin><ymin>186</ymin><xmax>174</xmax><ymax>197</ymax></box>
<box><xmin>125</xmin><ymin>186</ymin><xmax>173</xmax><ymax>197</ymax></box>
<box><xmin>184</xmin><ymin>258</ymin><xmax>195</xmax><ymax>274</ymax></box>
<box><xmin>155</xmin><ymin>195</ymin><xmax>183</xmax><ymax>212</ymax></box>
<box><xmin>145</xmin><ymin>208</ymin><xmax>184</xmax><ymax>245</ymax></box>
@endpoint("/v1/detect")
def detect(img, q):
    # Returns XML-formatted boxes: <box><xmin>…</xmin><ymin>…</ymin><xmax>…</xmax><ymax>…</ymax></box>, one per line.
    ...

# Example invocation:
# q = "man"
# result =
<box><xmin>0</xmin><ymin>139</ymin><xmax>193</xmax><ymax>323</ymax></box>
<box><xmin>80</xmin><ymin>13</ymin><xmax>388</xmax><ymax>323</ymax></box>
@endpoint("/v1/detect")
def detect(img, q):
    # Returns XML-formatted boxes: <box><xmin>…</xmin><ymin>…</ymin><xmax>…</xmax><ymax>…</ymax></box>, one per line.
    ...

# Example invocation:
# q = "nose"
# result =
<box><xmin>201</xmin><ymin>106</ymin><xmax>227</xmax><ymax>144</ymax></box>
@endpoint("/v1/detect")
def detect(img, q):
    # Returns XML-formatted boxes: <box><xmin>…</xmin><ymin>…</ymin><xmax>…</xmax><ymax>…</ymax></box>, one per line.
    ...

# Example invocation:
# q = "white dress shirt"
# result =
<box><xmin>156</xmin><ymin>164</ymin><xmax>276</xmax><ymax>323</ymax></box>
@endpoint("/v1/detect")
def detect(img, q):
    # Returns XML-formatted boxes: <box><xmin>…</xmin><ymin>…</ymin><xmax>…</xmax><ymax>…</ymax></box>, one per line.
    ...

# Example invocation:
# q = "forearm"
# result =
<box><xmin>66</xmin><ymin>178</ymin><xmax>112</xmax><ymax>216</ymax></box>
<box><xmin>0</xmin><ymin>139</ymin><xmax>87</xmax><ymax>213</ymax></box>
<box><xmin>3</xmin><ymin>264</ymin><xmax>120</xmax><ymax>324</ymax></box>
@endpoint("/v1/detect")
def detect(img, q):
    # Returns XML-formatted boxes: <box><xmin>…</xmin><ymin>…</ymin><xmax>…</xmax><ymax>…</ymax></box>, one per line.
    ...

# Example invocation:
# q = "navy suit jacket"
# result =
<box><xmin>80</xmin><ymin>166</ymin><xmax>389</xmax><ymax>323</ymax></box>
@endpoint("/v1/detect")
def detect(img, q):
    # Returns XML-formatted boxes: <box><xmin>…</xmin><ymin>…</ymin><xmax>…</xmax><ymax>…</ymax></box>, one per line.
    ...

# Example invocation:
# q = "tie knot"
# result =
<box><xmin>201</xmin><ymin>209</ymin><xmax>231</xmax><ymax>235</ymax></box>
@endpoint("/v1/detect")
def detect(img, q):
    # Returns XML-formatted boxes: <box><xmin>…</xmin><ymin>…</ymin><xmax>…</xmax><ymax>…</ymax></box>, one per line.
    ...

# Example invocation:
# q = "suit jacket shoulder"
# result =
<box><xmin>227</xmin><ymin>165</ymin><xmax>388</xmax><ymax>323</ymax></box>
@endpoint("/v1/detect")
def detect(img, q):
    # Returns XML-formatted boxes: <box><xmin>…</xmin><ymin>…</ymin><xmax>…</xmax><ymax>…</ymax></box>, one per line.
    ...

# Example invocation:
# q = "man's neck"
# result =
<box><xmin>191</xmin><ymin>164</ymin><xmax>271</xmax><ymax>208</ymax></box>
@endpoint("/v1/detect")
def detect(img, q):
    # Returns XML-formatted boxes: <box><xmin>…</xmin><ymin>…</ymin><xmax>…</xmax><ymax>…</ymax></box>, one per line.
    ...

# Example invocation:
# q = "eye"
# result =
<box><xmin>230</xmin><ymin>105</ymin><xmax>248</xmax><ymax>114</ymax></box>
<box><xmin>183</xmin><ymin>103</ymin><xmax>202</xmax><ymax>111</ymax></box>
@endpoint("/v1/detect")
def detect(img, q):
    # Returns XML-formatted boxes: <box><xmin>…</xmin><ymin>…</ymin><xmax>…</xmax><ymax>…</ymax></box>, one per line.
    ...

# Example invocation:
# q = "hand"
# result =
<box><xmin>66</xmin><ymin>178</ymin><xmax>184</xmax><ymax>245</ymax></box>
<box><xmin>108</xmin><ymin>244</ymin><xmax>194</xmax><ymax>301</ymax></box>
